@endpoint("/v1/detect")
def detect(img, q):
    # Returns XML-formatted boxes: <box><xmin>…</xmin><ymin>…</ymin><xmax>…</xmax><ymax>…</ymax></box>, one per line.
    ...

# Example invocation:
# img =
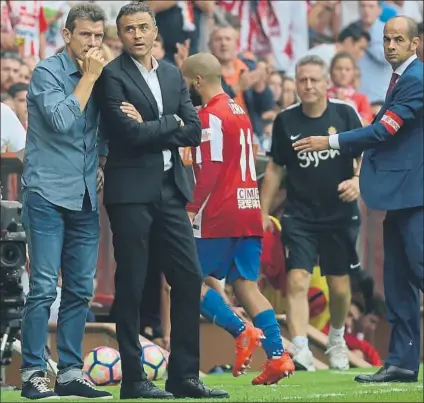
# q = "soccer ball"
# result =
<box><xmin>141</xmin><ymin>341</ymin><xmax>167</xmax><ymax>380</ymax></box>
<box><xmin>83</xmin><ymin>346</ymin><xmax>122</xmax><ymax>386</ymax></box>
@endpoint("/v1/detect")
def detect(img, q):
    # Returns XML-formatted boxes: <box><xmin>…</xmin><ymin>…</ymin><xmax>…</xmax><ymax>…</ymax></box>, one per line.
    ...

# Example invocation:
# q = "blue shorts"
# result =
<box><xmin>195</xmin><ymin>237</ymin><xmax>262</xmax><ymax>284</ymax></box>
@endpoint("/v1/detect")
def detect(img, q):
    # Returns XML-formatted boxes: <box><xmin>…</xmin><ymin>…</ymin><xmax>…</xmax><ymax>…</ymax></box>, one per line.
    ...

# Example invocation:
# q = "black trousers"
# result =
<box><xmin>106</xmin><ymin>173</ymin><xmax>202</xmax><ymax>384</ymax></box>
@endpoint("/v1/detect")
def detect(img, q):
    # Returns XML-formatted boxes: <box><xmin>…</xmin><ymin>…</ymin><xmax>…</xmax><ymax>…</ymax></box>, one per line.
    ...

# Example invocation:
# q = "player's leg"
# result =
<box><xmin>318</xmin><ymin>227</ymin><xmax>355</xmax><ymax>370</ymax></box>
<box><xmin>200</xmin><ymin>282</ymin><xmax>246</xmax><ymax>339</ymax></box>
<box><xmin>282</xmin><ymin>217</ymin><xmax>317</xmax><ymax>371</ymax></box>
<box><xmin>196</xmin><ymin>238</ymin><xmax>263</xmax><ymax>376</ymax></box>
<box><xmin>229</xmin><ymin>237</ymin><xmax>294</xmax><ymax>385</ymax></box>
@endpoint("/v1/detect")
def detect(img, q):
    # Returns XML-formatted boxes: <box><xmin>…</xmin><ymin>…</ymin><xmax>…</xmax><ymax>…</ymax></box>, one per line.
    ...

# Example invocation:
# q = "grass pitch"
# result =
<box><xmin>2</xmin><ymin>367</ymin><xmax>422</xmax><ymax>402</ymax></box>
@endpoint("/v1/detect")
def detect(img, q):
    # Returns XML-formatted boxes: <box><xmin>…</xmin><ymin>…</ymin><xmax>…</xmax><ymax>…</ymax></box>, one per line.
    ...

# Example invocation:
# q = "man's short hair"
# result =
<box><xmin>404</xmin><ymin>16</ymin><xmax>419</xmax><ymax>39</ymax></box>
<box><xmin>8</xmin><ymin>83</ymin><xmax>29</xmax><ymax>98</ymax></box>
<box><xmin>0</xmin><ymin>51</ymin><xmax>23</xmax><ymax>64</ymax></box>
<box><xmin>116</xmin><ymin>2</ymin><xmax>156</xmax><ymax>29</ymax></box>
<box><xmin>65</xmin><ymin>3</ymin><xmax>106</xmax><ymax>33</ymax></box>
<box><xmin>295</xmin><ymin>55</ymin><xmax>328</xmax><ymax>77</ymax></box>
<box><xmin>418</xmin><ymin>22</ymin><xmax>424</xmax><ymax>35</ymax></box>
<box><xmin>339</xmin><ymin>22</ymin><xmax>371</xmax><ymax>43</ymax></box>
<box><xmin>209</xmin><ymin>24</ymin><xmax>236</xmax><ymax>42</ymax></box>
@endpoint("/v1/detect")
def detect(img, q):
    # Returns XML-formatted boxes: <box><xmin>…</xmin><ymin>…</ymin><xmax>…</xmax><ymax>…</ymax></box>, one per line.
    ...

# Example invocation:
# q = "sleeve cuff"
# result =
<box><xmin>328</xmin><ymin>134</ymin><xmax>340</xmax><ymax>150</ymax></box>
<box><xmin>67</xmin><ymin>94</ymin><xmax>83</xmax><ymax>119</ymax></box>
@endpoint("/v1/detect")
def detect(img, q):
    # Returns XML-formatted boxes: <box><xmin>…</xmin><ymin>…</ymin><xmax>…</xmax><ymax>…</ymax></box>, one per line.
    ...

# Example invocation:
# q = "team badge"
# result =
<box><xmin>327</xmin><ymin>126</ymin><xmax>337</xmax><ymax>136</ymax></box>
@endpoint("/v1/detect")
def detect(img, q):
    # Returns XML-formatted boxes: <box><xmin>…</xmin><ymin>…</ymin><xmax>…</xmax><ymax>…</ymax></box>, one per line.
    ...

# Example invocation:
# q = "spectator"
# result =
<box><xmin>322</xmin><ymin>300</ymin><xmax>383</xmax><ymax>366</ymax></box>
<box><xmin>0</xmin><ymin>102</ymin><xmax>26</xmax><ymax>160</ymax></box>
<box><xmin>152</xmin><ymin>33</ymin><xmax>165</xmax><ymax>61</ymax></box>
<box><xmin>43</xmin><ymin>1</ymin><xmax>70</xmax><ymax>57</ymax></box>
<box><xmin>103</xmin><ymin>25</ymin><xmax>122</xmax><ymax>58</ymax></box>
<box><xmin>281</xmin><ymin>77</ymin><xmax>298</xmax><ymax>109</ymax></box>
<box><xmin>19</xmin><ymin>62</ymin><xmax>32</xmax><ymax>84</ymax></box>
<box><xmin>0</xmin><ymin>51</ymin><xmax>22</xmax><ymax>93</ymax></box>
<box><xmin>268</xmin><ymin>71</ymin><xmax>283</xmax><ymax>107</ymax></box>
<box><xmin>308</xmin><ymin>0</ymin><xmax>341</xmax><ymax>44</ymax></box>
<box><xmin>384</xmin><ymin>1</ymin><xmax>423</xmax><ymax>23</ymax></box>
<box><xmin>288</xmin><ymin>22</ymin><xmax>371</xmax><ymax>77</ymax></box>
<box><xmin>0</xmin><ymin>0</ymin><xmax>16</xmax><ymax>52</ymax></box>
<box><xmin>209</xmin><ymin>25</ymin><xmax>274</xmax><ymax>136</ymax></box>
<box><xmin>22</xmin><ymin>55</ymin><xmax>38</xmax><ymax>72</ymax></box>
<box><xmin>8</xmin><ymin>82</ymin><xmax>29</xmax><ymax>127</ymax></box>
<box><xmin>1</xmin><ymin>93</ymin><xmax>16</xmax><ymax>113</ymax></box>
<box><xmin>6</xmin><ymin>0</ymin><xmax>48</xmax><ymax>60</ymax></box>
<box><xmin>328</xmin><ymin>52</ymin><xmax>374</xmax><ymax>124</ymax></box>
<box><xmin>143</xmin><ymin>0</ymin><xmax>195</xmax><ymax>64</ymax></box>
<box><xmin>191</xmin><ymin>1</ymin><xmax>215</xmax><ymax>55</ymax></box>
<box><xmin>356</xmin><ymin>0</ymin><xmax>392</xmax><ymax>103</ymax></box>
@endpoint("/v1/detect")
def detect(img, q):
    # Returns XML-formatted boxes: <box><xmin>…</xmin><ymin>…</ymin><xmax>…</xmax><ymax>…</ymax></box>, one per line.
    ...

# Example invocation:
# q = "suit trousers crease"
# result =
<box><xmin>106</xmin><ymin>174</ymin><xmax>203</xmax><ymax>384</ymax></box>
<box><xmin>383</xmin><ymin>207</ymin><xmax>423</xmax><ymax>372</ymax></box>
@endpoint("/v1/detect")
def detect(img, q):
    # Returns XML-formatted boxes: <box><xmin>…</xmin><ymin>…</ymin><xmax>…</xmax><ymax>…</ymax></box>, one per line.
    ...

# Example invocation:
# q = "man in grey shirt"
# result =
<box><xmin>20</xmin><ymin>4</ymin><xmax>111</xmax><ymax>400</ymax></box>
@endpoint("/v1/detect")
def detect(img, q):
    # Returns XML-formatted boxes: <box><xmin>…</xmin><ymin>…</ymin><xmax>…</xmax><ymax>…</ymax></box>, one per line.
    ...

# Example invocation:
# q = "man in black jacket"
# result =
<box><xmin>96</xmin><ymin>2</ymin><xmax>228</xmax><ymax>400</ymax></box>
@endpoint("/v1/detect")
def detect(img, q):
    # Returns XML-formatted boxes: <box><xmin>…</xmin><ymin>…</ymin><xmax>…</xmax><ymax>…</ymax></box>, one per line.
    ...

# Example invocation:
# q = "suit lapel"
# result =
<box><xmin>156</xmin><ymin>61</ymin><xmax>170</xmax><ymax>115</ymax></box>
<box><xmin>121</xmin><ymin>52</ymin><xmax>159</xmax><ymax>117</ymax></box>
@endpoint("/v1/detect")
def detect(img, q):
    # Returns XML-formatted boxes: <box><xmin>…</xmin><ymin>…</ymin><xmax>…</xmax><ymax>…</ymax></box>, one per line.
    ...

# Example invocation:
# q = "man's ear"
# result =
<box><xmin>410</xmin><ymin>36</ymin><xmax>419</xmax><ymax>52</ymax></box>
<box><xmin>62</xmin><ymin>28</ymin><xmax>71</xmax><ymax>45</ymax></box>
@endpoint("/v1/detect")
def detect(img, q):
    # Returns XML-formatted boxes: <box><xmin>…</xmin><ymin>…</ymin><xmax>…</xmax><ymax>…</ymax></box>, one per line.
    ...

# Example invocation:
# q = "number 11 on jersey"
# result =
<box><xmin>240</xmin><ymin>128</ymin><xmax>257</xmax><ymax>182</ymax></box>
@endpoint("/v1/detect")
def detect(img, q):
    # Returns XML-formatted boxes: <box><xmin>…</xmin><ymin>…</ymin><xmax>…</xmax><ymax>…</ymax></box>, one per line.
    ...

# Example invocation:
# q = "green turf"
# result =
<box><xmin>2</xmin><ymin>367</ymin><xmax>422</xmax><ymax>402</ymax></box>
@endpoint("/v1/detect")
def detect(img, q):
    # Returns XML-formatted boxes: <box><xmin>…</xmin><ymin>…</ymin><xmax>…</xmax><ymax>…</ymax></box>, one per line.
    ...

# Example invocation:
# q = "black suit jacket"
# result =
<box><xmin>96</xmin><ymin>52</ymin><xmax>201</xmax><ymax>205</ymax></box>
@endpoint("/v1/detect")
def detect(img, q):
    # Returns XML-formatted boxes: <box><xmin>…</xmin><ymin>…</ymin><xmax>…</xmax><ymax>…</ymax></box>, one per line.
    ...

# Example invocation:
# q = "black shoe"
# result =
<box><xmin>354</xmin><ymin>365</ymin><xmax>418</xmax><ymax>383</ymax></box>
<box><xmin>166</xmin><ymin>378</ymin><xmax>229</xmax><ymax>399</ymax></box>
<box><xmin>21</xmin><ymin>371</ymin><xmax>57</xmax><ymax>400</ymax></box>
<box><xmin>54</xmin><ymin>377</ymin><xmax>112</xmax><ymax>399</ymax></box>
<box><xmin>120</xmin><ymin>380</ymin><xmax>174</xmax><ymax>399</ymax></box>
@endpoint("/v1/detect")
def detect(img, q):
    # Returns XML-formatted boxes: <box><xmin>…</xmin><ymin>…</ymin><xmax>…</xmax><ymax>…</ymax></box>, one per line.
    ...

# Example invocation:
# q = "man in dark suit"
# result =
<box><xmin>96</xmin><ymin>2</ymin><xmax>228</xmax><ymax>399</ymax></box>
<box><xmin>293</xmin><ymin>16</ymin><xmax>423</xmax><ymax>383</ymax></box>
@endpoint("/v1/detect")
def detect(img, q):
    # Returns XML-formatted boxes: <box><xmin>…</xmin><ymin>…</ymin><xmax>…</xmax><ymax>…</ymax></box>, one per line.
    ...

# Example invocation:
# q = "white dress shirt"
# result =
<box><xmin>1</xmin><ymin>102</ymin><xmax>26</xmax><ymax>153</ymax></box>
<box><xmin>329</xmin><ymin>54</ymin><xmax>418</xmax><ymax>150</ymax></box>
<box><xmin>131</xmin><ymin>57</ymin><xmax>172</xmax><ymax>171</ymax></box>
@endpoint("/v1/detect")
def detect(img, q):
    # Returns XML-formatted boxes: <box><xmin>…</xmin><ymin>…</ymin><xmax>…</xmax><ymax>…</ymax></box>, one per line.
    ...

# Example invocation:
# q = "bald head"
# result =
<box><xmin>385</xmin><ymin>16</ymin><xmax>419</xmax><ymax>40</ymax></box>
<box><xmin>181</xmin><ymin>53</ymin><xmax>222</xmax><ymax>83</ymax></box>
<box><xmin>383</xmin><ymin>16</ymin><xmax>420</xmax><ymax>69</ymax></box>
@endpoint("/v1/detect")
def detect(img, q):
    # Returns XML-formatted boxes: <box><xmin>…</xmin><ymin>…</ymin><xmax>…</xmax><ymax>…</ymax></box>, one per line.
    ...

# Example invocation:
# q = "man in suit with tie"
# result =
<box><xmin>96</xmin><ymin>2</ymin><xmax>228</xmax><ymax>399</ymax></box>
<box><xmin>293</xmin><ymin>16</ymin><xmax>423</xmax><ymax>383</ymax></box>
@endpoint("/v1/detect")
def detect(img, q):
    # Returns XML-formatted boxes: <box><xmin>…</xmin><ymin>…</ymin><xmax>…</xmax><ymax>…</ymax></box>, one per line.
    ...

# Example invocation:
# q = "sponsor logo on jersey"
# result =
<box><xmin>297</xmin><ymin>149</ymin><xmax>340</xmax><ymax>168</ymax></box>
<box><xmin>328</xmin><ymin>126</ymin><xmax>337</xmax><ymax>135</ymax></box>
<box><xmin>229</xmin><ymin>102</ymin><xmax>245</xmax><ymax>115</ymax></box>
<box><xmin>237</xmin><ymin>187</ymin><xmax>260</xmax><ymax>209</ymax></box>
<box><xmin>290</xmin><ymin>133</ymin><xmax>301</xmax><ymax>141</ymax></box>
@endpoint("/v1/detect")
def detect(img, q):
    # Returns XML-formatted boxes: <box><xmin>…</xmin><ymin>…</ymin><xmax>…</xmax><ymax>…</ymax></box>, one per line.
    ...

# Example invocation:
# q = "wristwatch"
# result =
<box><xmin>174</xmin><ymin>114</ymin><xmax>183</xmax><ymax>128</ymax></box>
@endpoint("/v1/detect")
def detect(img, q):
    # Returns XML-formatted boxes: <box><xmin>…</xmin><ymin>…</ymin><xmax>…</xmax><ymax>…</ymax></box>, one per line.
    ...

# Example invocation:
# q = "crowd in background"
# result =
<box><xmin>1</xmin><ymin>0</ymin><xmax>423</xmax><ymax>365</ymax></box>
<box><xmin>2</xmin><ymin>1</ymin><xmax>423</xmax><ymax>152</ymax></box>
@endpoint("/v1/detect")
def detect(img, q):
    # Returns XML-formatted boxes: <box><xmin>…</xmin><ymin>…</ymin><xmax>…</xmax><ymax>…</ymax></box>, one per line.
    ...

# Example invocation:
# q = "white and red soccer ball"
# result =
<box><xmin>83</xmin><ymin>343</ymin><xmax>167</xmax><ymax>386</ymax></box>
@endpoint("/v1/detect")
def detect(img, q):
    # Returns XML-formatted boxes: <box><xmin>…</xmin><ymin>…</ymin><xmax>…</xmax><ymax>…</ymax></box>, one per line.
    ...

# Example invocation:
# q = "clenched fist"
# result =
<box><xmin>78</xmin><ymin>48</ymin><xmax>105</xmax><ymax>79</ymax></box>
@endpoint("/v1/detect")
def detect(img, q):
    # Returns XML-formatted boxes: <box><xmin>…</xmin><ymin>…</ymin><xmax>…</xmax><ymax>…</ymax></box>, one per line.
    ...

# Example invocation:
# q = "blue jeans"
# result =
<box><xmin>20</xmin><ymin>190</ymin><xmax>99</xmax><ymax>381</ymax></box>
